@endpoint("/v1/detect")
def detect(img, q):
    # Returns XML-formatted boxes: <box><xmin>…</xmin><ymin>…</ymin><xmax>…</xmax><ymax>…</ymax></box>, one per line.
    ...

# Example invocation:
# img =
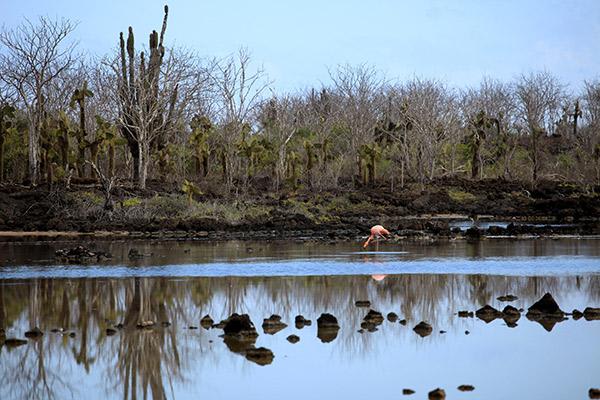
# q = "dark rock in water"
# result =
<box><xmin>590</xmin><ymin>388</ymin><xmax>600</xmax><ymax>399</ymax></box>
<box><xmin>106</xmin><ymin>328</ymin><xmax>117</xmax><ymax>336</ymax></box>
<box><xmin>188</xmin><ymin>326</ymin><xmax>198</xmax><ymax>330</ymax></box>
<box><xmin>387</xmin><ymin>312</ymin><xmax>398</xmax><ymax>322</ymax></box>
<box><xmin>502</xmin><ymin>305</ymin><xmax>521</xmax><ymax>327</ymax></box>
<box><xmin>355</xmin><ymin>300</ymin><xmax>371</xmax><ymax>307</ymax></box>
<box><xmin>317</xmin><ymin>327</ymin><xmax>339</xmax><ymax>343</ymax></box>
<box><xmin>360</xmin><ymin>321</ymin><xmax>379</xmax><ymax>332</ymax></box>
<box><xmin>286</xmin><ymin>334</ymin><xmax>300</xmax><ymax>343</ymax></box>
<box><xmin>294</xmin><ymin>315</ymin><xmax>312</xmax><ymax>328</ymax></box>
<box><xmin>213</xmin><ymin>320</ymin><xmax>227</xmax><ymax>329</ymax></box>
<box><xmin>262</xmin><ymin>315</ymin><xmax>288</xmax><ymax>335</ymax></box>
<box><xmin>317</xmin><ymin>314</ymin><xmax>340</xmax><ymax>343</ymax></box>
<box><xmin>4</xmin><ymin>338</ymin><xmax>27</xmax><ymax>347</ymax></box>
<box><xmin>457</xmin><ymin>310</ymin><xmax>474</xmax><ymax>318</ymax></box>
<box><xmin>526</xmin><ymin>293</ymin><xmax>566</xmax><ymax>331</ymax></box>
<box><xmin>200</xmin><ymin>315</ymin><xmax>214</xmax><ymax>329</ymax></box>
<box><xmin>245</xmin><ymin>347</ymin><xmax>274</xmax><ymax>366</ymax></box>
<box><xmin>363</xmin><ymin>309</ymin><xmax>384</xmax><ymax>325</ymax></box>
<box><xmin>465</xmin><ymin>330</ymin><xmax>470</xmax><ymax>335</ymax></box>
<box><xmin>413</xmin><ymin>321</ymin><xmax>433</xmax><ymax>337</ymax></box>
<box><xmin>502</xmin><ymin>305</ymin><xmax>521</xmax><ymax>316</ymax></box>
<box><xmin>526</xmin><ymin>314</ymin><xmax>566</xmax><ymax>332</ymax></box>
<box><xmin>69</xmin><ymin>332</ymin><xmax>76</xmax><ymax>338</ymax></box>
<box><xmin>458</xmin><ymin>385</ymin><xmax>475</xmax><ymax>392</ymax></box>
<box><xmin>583</xmin><ymin>307</ymin><xmax>600</xmax><ymax>321</ymax></box>
<box><xmin>402</xmin><ymin>388</ymin><xmax>415</xmax><ymax>395</ymax></box>
<box><xmin>136</xmin><ymin>321</ymin><xmax>155</xmax><ymax>329</ymax></box>
<box><xmin>24</xmin><ymin>327</ymin><xmax>43</xmax><ymax>339</ymax></box>
<box><xmin>476</xmin><ymin>305</ymin><xmax>503</xmax><ymax>323</ymax></box>
<box><xmin>128</xmin><ymin>248</ymin><xmax>144</xmax><ymax>259</ymax></box>
<box><xmin>55</xmin><ymin>245</ymin><xmax>111</xmax><ymax>263</ymax></box>
<box><xmin>527</xmin><ymin>293</ymin><xmax>564</xmax><ymax>315</ymax></box>
<box><xmin>317</xmin><ymin>313</ymin><xmax>339</xmax><ymax>328</ymax></box>
<box><xmin>223</xmin><ymin>314</ymin><xmax>258</xmax><ymax>339</ymax></box>
<box><xmin>497</xmin><ymin>294</ymin><xmax>518</xmax><ymax>302</ymax></box>
<box><xmin>115</xmin><ymin>323</ymin><xmax>124</xmax><ymax>329</ymax></box>
<box><xmin>399</xmin><ymin>319</ymin><xmax>407</xmax><ymax>325</ymax></box>
<box><xmin>223</xmin><ymin>335</ymin><xmax>257</xmax><ymax>354</ymax></box>
<box><xmin>572</xmin><ymin>309</ymin><xmax>584</xmax><ymax>320</ymax></box>
<box><xmin>428</xmin><ymin>388</ymin><xmax>446</xmax><ymax>400</ymax></box>
<box><xmin>439</xmin><ymin>330</ymin><xmax>447</xmax><ymax>334</ymax></box>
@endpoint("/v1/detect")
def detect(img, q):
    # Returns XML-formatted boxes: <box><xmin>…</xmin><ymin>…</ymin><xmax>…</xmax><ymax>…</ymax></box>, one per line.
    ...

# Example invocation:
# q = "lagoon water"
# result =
<box><xmin>1</xmin><ymin>239</ymin><xmax>599</xmax><ymax>400</ymax></box>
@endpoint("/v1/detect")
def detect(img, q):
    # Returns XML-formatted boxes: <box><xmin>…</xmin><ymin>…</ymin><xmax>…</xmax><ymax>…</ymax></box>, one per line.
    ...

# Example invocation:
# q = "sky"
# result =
<box><xmin>2</xmin><ymin>0</ymin><xmax>599</xmax><ymax>92</ymax></box>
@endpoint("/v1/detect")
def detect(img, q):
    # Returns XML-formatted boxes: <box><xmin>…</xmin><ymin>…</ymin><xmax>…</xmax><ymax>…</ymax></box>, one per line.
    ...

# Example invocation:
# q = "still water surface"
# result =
<box><xmin>1</xmin><ymin>239</ymin><xmax>599</xmax><ymax>400</ymax></box>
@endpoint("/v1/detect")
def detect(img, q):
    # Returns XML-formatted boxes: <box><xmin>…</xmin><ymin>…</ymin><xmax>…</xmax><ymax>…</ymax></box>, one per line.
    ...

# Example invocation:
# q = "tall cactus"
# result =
<box><xmin>69</xmin><ymin>81</ymin><xmax>93</xmax><ymax>178</ymax></box>
<box><xmin>0</xmin><ymin>104</ymin><xmax>16</xmax><ymax>183</ymax></box>
<box><xmin>118</xmin><ymin>5</ymin><xmax>172</xmax><ymax>188</ymax></box>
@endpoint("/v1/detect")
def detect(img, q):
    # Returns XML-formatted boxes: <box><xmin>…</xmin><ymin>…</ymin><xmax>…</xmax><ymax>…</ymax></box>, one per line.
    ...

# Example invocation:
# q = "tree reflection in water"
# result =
<box><xmin>0</xmin><ymin>273</ymin><xmax>598</xmax><ymax>399</ymax></box>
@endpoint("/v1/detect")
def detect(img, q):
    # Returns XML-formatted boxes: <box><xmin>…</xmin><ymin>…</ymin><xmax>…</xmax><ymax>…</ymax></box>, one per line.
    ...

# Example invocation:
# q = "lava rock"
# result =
<box><xmin>428</xmin><ymin>388</ymin><xmax>446</xmax><ymax>400</ymax></box>
<box><xmin>363</xmin><ymin>309</ymin><xmax>384</xmax><ymax>324</ymax></box>
<box><xmin>387</xmin><ymin>312</ymin><xmax>398</xmax><ymax>322</ymax></box>
<box><xmin>317</xmin><ymin>313</ymin><xmax>340</xmax><ymax>343</ymax></box>
<box><xmin>413</xmin><ymin>321</ymin><xmax>433</xmax><ymax>337</ymax></box>
<box><xmin>355</xmin><ymin>300</ymin><xmax>371</xmax><ymax>307</ymax></box>
<box><xmin>24</xmin><ymin>327</ymin><xmax>43</xmax><ymax>339</ymax></box>
<box><xmin>106</xmin><ymin>328</ymin><xmax>117</xmax><ymax>336</ymax></box>
<box><xmin>128</xmin><ymin>248</ymin><xmax>144</xmax><ymax>259</ymax></box>
<box><xmin>497</xmin><ymin>294</ymin><xmax>518</xmax><ymax>302</ymax></box>
<box><xmin>572</xmin><ymin>309</ymin><xmax>584</xmax><ymax>320</ymax></box>
<box><xmin>399</xmin><ymin>319</ymin><xmax>407</xmax><ymax>325</ymax></box>
<box><xmin>583</xmin><ymin>307</ymin><xmax>600</xmax><ymax>321</ymax></box>
<box><xmin>590</xmin><ymin>388</ymin><xmax>600</xmax><ymax>399</ymax></box>
<box><xmin>223</xmin><ymin>314</ymin><xmax>258</xmax><ymax>338</ymax></box>
<box><xmin>245</xmin><ymin>347</ymin><xmax>274</xmax><ymax>366</ymax></box>
<box><xmin>457</xmin><ymin>310</ymin><xmax>474</xmax><ymax>318</ymax></box>
<box><xmin>4</xmin><ymin>338</ymin><xmax>27</xmax><ymax>347</ymax></box>
<box><xmin>317</xmin><ymin>313</ymin><xmax>339</xmax><ymax>328</ymax></box>
<box><xmin>55</xmin><ymin>246</ymin><xmax>111</xmax><ymax>263</ymax></box>
<box><xmin>502</xmin><ymin>305</ymin><xmax>521</xmax><ymax>327</ymax></box>
<box><xmin>262</xmin><ymin>314</ymin><xmax>288</xmax><ymax>335</ymax></box>
<box><xmin>200</xmin><ymin>315</ymin><xmax>214</xmax><ymax>329</ymax></box>
<box><xmin>458</xmin><ymin>385</ymin><xmax>475</xmax><ymax>392</ymax></box>
<box><xmin>286</xmin><ymin>334</ymin><xmax>300</xmax><ymax>344</ymax></box>
<box><xmin>526</xmin><ymin>293</ymin><xmax>566</xmax><ymax>331</ymax></box>
<box><xmin>476</xmin><ymin>305</ymin><xmax>503</xmax><ymax>323</ymax></box>
<box><xmin>294</xmin><ymin>315</ymin><xmax>312</xmax><ymax>328</ymax></box>
<box><xmin>527</xmin><ymin>293</ymin><xmax>564</xmax><ymax>315</ymax></box>
<box><xmin>402</xmin><ymin>388</ymin><xmax>415</xmax><ymax>395</ymax></box>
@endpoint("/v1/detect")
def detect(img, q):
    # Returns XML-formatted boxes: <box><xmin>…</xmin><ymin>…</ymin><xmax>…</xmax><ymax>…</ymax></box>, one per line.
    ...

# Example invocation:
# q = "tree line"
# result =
<box><xmin>1</xmin><ymin>6</ymin><xmax>599</xmax><ymax>194</ymax></box>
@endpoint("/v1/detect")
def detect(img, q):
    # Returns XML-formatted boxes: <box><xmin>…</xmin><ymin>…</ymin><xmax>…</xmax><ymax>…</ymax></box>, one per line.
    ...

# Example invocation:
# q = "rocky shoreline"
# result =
<box><xmin>1</xmin><ymin>217</ymin><xmax>600</xmax><ymax>243</ymax></box>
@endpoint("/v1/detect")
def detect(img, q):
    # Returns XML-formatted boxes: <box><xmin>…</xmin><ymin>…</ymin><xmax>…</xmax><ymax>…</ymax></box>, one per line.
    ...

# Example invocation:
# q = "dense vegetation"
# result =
<box><xmin>1</xmin><ymin>6</ymin><xmax>599</xmax><ymax>210</ymax></box>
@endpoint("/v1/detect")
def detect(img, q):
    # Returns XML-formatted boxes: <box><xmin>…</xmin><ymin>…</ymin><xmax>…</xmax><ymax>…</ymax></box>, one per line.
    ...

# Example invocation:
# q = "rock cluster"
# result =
<box><xmin>317</xmin><ymin>313</ymin><xmax>340</xmax><ymax>343</ymax></box>
<box><xmin>55</xmin><ymin>246</ymin><xmax>111</xmax><ymax>263</ymax></box>
<box><xmin>262</xmin><ymin>314</ymin><xmax>287</xmax><ymax>335</ymax></box>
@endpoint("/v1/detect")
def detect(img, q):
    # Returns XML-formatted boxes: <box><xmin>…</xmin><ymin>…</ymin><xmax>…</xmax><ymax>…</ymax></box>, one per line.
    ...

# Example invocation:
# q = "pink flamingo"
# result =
<box><xmin>363</xmin><ymin>225</ymin><xmax>391</xmax><ymax>249</ymax></box>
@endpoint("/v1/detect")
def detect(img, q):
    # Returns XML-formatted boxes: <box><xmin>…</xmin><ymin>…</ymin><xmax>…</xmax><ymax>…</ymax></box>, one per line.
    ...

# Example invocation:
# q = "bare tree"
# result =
<box><xmin>0</xmin><ymin>17</ymin><xmax>77</xmax><ymax>185</ymax></box>
<box><xmin>329</xmin><ymin>64</ymin><xmax>384</xmax><ymax>183</ymax></box>
<box><xmin>208</xmin><ymin>49</ymin><xmax>270</xmax><ymax>188</ymax></box>
<box><xmin>515</xmin><ymin>71</ymin><xmax>565</xmax><ymax>182</ymax></box>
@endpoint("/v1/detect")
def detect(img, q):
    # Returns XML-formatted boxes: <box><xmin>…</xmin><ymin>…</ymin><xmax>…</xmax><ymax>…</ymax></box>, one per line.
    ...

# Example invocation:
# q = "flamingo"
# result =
<box><xmin>363</xmin><ymin>225</ymin><xmax>391</xmax><ymax>249</ymax></box>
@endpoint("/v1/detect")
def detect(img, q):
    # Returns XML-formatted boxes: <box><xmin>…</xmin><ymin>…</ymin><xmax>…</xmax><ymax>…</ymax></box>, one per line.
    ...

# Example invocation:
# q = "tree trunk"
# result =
<box><xmin>0</xmin><ymin>136</ymin><xmax>4</xmax><ymax>183</ymax></box>
<box><xmin>108</xmin><ymin>144</ymin><xmax>115</xmax><ymax>178</ymax></box>
<box><xmin>128</xmin><ymin>141</ymin><xmax>140</xmax><ymax>184</ymax></box>
<box><xmin>137</xmin><ymin>141</ymin><xmax>149</xmax><ymax>189</ymax></box>
<box><xmin>28</xmin><ymin>119</ymin><xmax>40</xmax><ymax>185</ymax></box>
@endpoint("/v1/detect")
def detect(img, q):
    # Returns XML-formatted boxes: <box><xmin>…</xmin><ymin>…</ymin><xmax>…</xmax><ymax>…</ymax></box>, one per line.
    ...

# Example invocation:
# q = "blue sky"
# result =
<box><xmin>3</xmin><ymin>0</ymin><xmax>599</xmax><ymax>92</ymax></box>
